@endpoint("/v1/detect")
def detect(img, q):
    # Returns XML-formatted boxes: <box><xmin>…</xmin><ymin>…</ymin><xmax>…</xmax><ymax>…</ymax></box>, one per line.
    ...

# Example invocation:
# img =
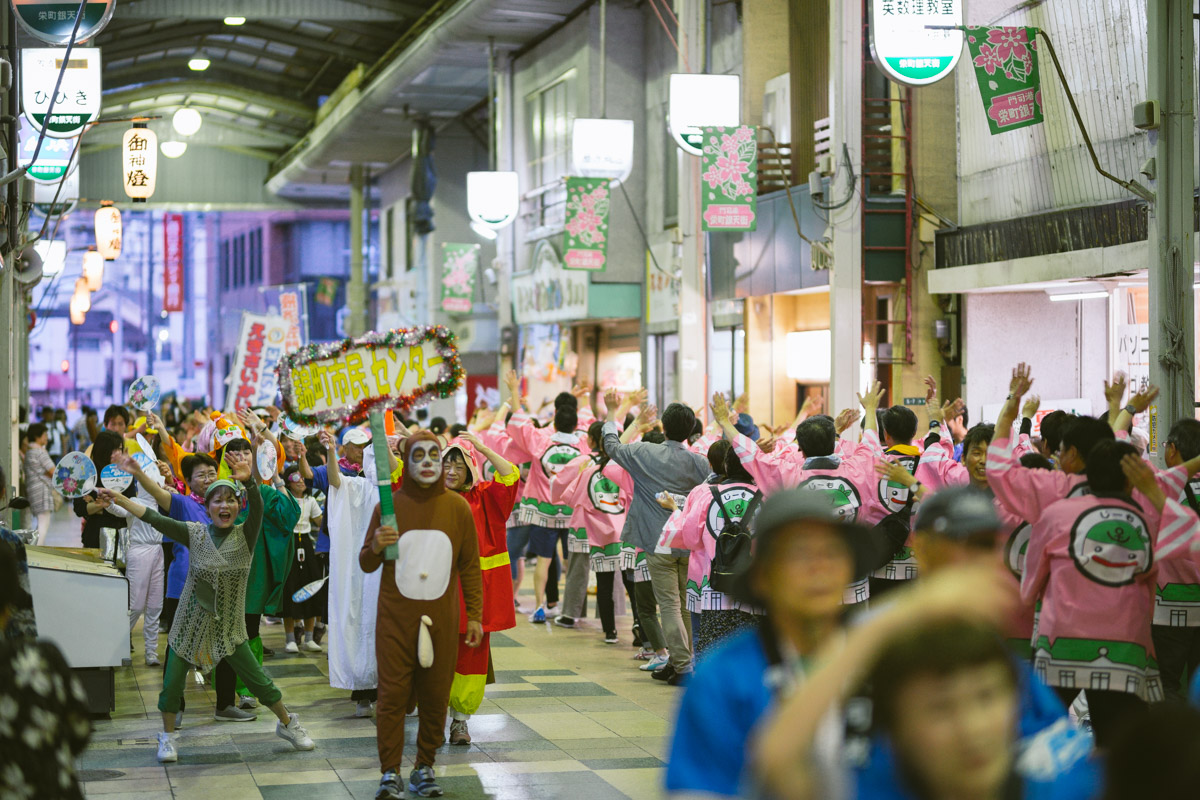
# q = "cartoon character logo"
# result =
<box><xmin>797</xmin><ymin>476</ymin><xmax>862</xmax><ymax>522</ymax></box>
<box><xmin>540</xmin><ymin>443</ymin><xmax>580</xmax><ymax>478</ymax></box>
<box><xmin>877</xmin><ymin>455</ymin><xmax>918</xmax><ymax>512</ymax></box>
<box><xmin>588</xmin><ymin>472</ymin><xmax>625</xmax><ymax>515</ymax></box>
<box><xmin>705</xmin><ymin>487</ymin><xmax>760</xmax><ymax>536</ymax></box>
<box><xmin>1005</xmin><ymin>523</ymin><xmax>1031</xmax><ymax>578</ymax></box>
<box><xmin>1069</xmin><ymin>507</ymin><xmax>1152</xmax><ymax>586</ymax></box>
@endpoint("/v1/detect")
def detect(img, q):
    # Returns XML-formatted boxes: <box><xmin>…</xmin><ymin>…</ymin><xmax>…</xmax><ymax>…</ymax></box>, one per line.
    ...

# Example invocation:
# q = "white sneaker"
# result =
<box><xmin>302</xmin><ymin>639</ymin><xmax>323</xmax><ymax>653</ymax></box>
<box><xmin>639</xmin><ymin>654</ymin><xmax>669</xmax><ymax>671</ymax></box>
<box><xmin>238</xmin><ymin>694</ymin><xmax>259</xmax><ymax>710</ymax></box>
<box><xmin>276</xmin><ymin>712</ymin><xmax>315</xmax><ymax>751</ymax></box>
<box><xmin>145</xmin><ymin>653</ymin><xmax>161</xmax><ymax>667</ymax></box>
<box><xmin>156</xmin><ymin>731</ymin><xmax>179</xmax><ymax>762</ymax></box>
<box><xmin>355</xmin><ymin>701</ymin><xmax>375</xmax><ymax>718</ymax></box>
<box><xmin>285</xmin><ymin>641</ymin><xmax>299</xmax><ymax>654</ymax></box>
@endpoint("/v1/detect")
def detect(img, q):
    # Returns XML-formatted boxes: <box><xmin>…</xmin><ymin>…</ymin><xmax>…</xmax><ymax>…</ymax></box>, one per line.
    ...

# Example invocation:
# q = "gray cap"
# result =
<box><xmin>914</xmin><ymin>485</ymin><xmax>1000</xmax><ymax>540</ymax></box>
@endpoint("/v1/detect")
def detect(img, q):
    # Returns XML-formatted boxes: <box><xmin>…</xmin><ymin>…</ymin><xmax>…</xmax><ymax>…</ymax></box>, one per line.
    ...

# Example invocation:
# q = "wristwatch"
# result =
<box><xmin>1124</xmin><ymin>404</ymin><xmax>1137</xmax><ymax>415</ymax></box>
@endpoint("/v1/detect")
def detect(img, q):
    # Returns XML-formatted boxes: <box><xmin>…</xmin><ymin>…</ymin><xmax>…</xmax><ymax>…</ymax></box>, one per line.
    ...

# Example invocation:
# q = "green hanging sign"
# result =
<box><xmin>440</xmin><ymin>243</ymin><xmax>479</xmax><ymax>313</ymax></box>
<box><xmin>965</xmin><ymin>26</ymin><xmax>1044</xmax><ymax>135</ymax></box>
<box><xmin>563</xmin><ymin>177</ymin><xmax>610</xmax><ymax>270</ymax></box>
<box><xmin>12</xmin><ymin>0</ymin><xmax>115</xmax><ymax>45</ymax></box>
<box><xmin>701</xmin><ymin>125</ymin><xmax>757</xmax><ymax>232</ymax></box>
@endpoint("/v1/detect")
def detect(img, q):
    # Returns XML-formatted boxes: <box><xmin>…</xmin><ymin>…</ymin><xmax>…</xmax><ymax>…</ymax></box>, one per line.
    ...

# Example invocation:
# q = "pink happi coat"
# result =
<box><xmin>549</xmin><ymin>454</ymin><xmax>632</xmax><ymax>569</ymax></box>
<box><xmin>1150</xmin><ymin>469</ymin><xmax>1200</xmax><ymax>627</ymax></box>
<box><xmin>505</xmin><ymin>412</ymin><xmax>590</xmax><ymax>528</ymax></box>
<box><xmin>1022</xmin><ymin>491</ymin><xmax>1199</xmax><ymax>700</ymax></box>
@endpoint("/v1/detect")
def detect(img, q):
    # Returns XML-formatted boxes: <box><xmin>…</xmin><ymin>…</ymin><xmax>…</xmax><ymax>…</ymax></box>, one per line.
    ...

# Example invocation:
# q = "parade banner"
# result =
<box><xmin>563</xmin><ymin>177</ymin><xmax>610</xmax><ymax>270</ymax></box>
<box><xmin>440</xmin><ymin>243</ymin><xmax>478</xmax><ymax>313</ymax></box>
<box><xmin>163</xmin><ymin>213</ymin><xmax>184</xmax><ymax>313</ymax></box>
<box><xmin>701</xmin><ymin>125</ymin><xmax>757</xmax><ymax>232</ymax></box>
<box><xmin>276</xmin><ymin>326</ymin><xmax>464</xmax><ymax>426</ymax></box>
<box><xmin>225</xmin><ymin>313</ymin><xmax>289</xmax><ymax>412</ymax></box>
<box><xmin>965</xmin><ymin>26</ymin><xmax>1043</xmax><ymax>135</ymax></box>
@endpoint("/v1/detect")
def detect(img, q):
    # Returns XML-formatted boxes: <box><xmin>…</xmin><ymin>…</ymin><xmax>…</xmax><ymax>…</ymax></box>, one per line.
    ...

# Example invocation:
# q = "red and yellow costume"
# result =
<box><xmin>445</xmin><ymin>439</ymin><xmax>519</xmax><ymax>717</ymax></box>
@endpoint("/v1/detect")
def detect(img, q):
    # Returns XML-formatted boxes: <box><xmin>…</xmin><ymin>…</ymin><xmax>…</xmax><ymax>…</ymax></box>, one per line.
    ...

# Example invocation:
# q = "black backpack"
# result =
<box><xmin>708</xmin><ymin>485</ymin><xmax>762</xmax><ymax>593</ymax></box>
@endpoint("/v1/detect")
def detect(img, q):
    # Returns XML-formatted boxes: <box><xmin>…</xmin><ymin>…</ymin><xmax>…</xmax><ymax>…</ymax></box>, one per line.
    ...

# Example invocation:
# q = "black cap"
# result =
<box><xmin>914</xmin><ymin>485</ymin><xmax>1001</xmax><ymax>540</ymax></box>
<box><xmin>731</xmin><ymin>488</ymin><xmax>876</xmax><ymax>605</ymax></box>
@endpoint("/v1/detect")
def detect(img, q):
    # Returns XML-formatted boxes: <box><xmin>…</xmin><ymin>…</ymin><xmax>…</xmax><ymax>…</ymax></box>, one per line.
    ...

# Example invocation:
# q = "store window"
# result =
<box><xmin>647</xmin><ymin>332</ymin><xmax>680</xmax><ymax>409</ymax></box>
<box><xmin>710</xmin><ymin>326</ymin><xmax>745</xmax><ymax>401</ymax></box>
<box><xmin>526</xmin><ymin>70</ymin><xmax>577</xmax><ymax>229</ymax></box>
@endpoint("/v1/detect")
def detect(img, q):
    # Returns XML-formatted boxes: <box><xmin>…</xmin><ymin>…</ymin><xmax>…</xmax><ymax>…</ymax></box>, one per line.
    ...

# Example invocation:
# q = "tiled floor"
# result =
<box><xmin>75</xmin><ymin>575</ymin><xmax>674</xmax><ymax>799</ymax></box>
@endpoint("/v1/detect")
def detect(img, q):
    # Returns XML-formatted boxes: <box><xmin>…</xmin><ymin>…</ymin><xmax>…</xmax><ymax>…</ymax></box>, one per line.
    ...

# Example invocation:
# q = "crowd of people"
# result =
<box><xmin>5</xmin><ymin>363</ymin><xmax>1200</xmax><ymax>799</ymax></box>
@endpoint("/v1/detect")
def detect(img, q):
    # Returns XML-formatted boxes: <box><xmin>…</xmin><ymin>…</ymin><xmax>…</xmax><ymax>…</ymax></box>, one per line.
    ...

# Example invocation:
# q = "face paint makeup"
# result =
<box><xmin>408</xmin><ymin>442</ymin><xmax>443</xmax><ymax>487</ymax></box>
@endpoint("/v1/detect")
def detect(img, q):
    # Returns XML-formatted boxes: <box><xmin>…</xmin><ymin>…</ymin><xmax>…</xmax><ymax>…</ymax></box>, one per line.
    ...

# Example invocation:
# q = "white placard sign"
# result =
<box><xmin>22</xmin><ymin>47</ymin><xmax>101</xmax><ymax>138</ymax></box>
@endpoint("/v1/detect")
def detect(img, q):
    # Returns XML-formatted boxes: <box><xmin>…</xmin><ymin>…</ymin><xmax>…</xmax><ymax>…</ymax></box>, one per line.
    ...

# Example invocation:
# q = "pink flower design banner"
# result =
<box><xmin>563</xmin><ymin>177</ymin><xmax>610</xmax><ymax>270</ymax></box>
<box><xmin>701</xmin><ymin>125</ymin><xmax>757</xmax><ymax>232</ymax></box>
<box><xmin>440</xmin><ymin>242</ymin><xmax>479</xmax><ymax>313</ymax></box>
<box><xmin>965</xmin><ymin>26</ymin><xmax>1043</xmax><ymax>135</ymax></box>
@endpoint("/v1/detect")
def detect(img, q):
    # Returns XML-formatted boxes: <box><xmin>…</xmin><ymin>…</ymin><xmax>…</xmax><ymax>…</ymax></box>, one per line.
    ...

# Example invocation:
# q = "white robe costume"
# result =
<box><xmin>327</xmin><ymin>450</ymin><xmax>382</xmax><ymax>691</ymax></box>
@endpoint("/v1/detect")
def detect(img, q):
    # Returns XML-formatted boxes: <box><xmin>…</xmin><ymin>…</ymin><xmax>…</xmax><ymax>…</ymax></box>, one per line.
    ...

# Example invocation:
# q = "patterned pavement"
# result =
<box><xmin>75</xmin><ymin>587</ymin><xmax>673</xmax><ymax>800</ymax></box>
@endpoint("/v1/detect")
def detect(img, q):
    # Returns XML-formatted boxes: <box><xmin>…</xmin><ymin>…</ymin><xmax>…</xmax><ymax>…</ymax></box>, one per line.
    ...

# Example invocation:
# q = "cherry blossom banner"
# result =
<box><xmin>440</xmin><ymin>242</ymin><xmax>478</xmax><ymax>313</ymax></box>
<box><xmin>701</xmin><ymin>125</ymin><xmax>757</xmax><ymax>232</ymax></box>
<box><xmin>563</xmin><ymin>177</ymin><xmax>610</xmax><ymax>270</ymax></box>
<box><xmin>965</xmin><ymin>26</ymin><xmax>1043</xmax><ymax>135</ymax></box>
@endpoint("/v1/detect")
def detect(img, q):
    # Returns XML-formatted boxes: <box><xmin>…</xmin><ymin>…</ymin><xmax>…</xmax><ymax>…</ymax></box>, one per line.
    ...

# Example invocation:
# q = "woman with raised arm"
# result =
<box><xmin>96</xmin><ymin>452</ymin><xmax>316</xmax><ymax>764</ymax></box>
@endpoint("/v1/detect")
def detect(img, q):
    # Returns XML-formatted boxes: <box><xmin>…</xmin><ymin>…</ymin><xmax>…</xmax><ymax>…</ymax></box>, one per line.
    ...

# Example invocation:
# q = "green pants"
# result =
<box><xmin>159</xmin><ymin>642</ymin><xmax>282</xmax><ymax>714</ymax></box>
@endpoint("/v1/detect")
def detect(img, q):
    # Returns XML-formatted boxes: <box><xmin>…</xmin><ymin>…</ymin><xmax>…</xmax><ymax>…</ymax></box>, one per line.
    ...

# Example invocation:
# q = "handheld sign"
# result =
<box><xmin>276</xmin><ymin>326</ymin><xmax>464</xmax><ymax>561</ymax></box>
<box><xmin>54</xmin><ymin>452</ymin><xmax>97</xmax><ymax>498</ymax></box>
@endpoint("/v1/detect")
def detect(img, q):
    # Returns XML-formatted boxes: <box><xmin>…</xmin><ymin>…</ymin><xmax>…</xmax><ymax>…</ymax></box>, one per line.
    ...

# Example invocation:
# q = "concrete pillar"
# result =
<box><xmin>1146</xmin><ymin>0</ymin><xmax>1196</xmax><ymax>456</ymax></box>
<box><xmin>828</xmin><ymin>0</ymin><xmax>864</xmax><ymax>423</ymax></box>
<box><xmin>347</xmin><ymin>164</ymin><xmax>366</xmax><ymax>338</ymax></box>
<box><xmin>676</xmin><ymin>0</ymin><xmax>709</xmax><ymax>408</ymax></box>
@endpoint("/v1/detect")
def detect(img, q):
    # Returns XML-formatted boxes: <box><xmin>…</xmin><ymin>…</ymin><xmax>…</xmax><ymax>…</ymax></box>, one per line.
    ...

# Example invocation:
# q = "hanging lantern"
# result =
<box><xmin>72</xmin><ymin>278</ymin><xmax>91</xmax><ymax>313</ymax></box>
<box><xmin>69</xmin><ymin>302</ymin><xmax>86</xmax><ymax>325</ymax></box>
<box><xmin>466</xmin><ymin>171</ymin><xmax>519</xmax><ymax>231</ymax></box>
<box><xmin>122</xmin><ymin>123</ymin><xmax>157</xmax><ymax>202</ymax></box>
<box><xmin>82</xmin><ymin>248</ymin><xmax>104</xmax><ymax>291</ymax></box>
<box><xmin>95</xmin><ymin>203</ymin><xmax>122</xmax><ymax>260</ymax></box>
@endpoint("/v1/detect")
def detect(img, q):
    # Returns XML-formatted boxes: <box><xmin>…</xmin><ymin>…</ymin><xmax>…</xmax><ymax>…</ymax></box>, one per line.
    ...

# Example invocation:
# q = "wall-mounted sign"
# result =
<box><xmin>12</xmin><ymin>0</ymin><xmax>115</xmax><ymax>45</ymax></box>
<box><xmin>163</xmin><ymin>213</ymin><xmax>184</xmax><ymax>312</ymax></box>
<box><xmin>668</xmin><ymin>73</ymin><xmax>740</xmax><ymax>156</ymax></box>
<box><xmin>22</xmin><ymin>47</ymin><xmax>101</xmax><ymax>138</ymax></box>
<box><xmin>701</xmin><ymin>126</ymin><xmax>757</xmax><ymax>231</ymax></box>
<box><xmin>122</xmin><ymin>125</ymin><xmax>157</xmax><ymax>201</ymax></box>
<box><xmin>563</xmin><ymin>177</ymin><xmax>610</xmax><ymax>270</ymax></box>
<box><xmin>440</xmin><ymin>242</ymin><xmax>479</xmax><ymax>313</ymax></box>
<box><xmin>512</xmin><ymin>240</ymin><xmax>588</xmax><ymax>325</ymax></box>
<box><xmin>869</xmin><ymin>0</ymin><xmax>963</xmax><ymax>87</ymax></box>
<box><xmin>18</xmin><ymin>120</ymin><xmax>78</xmax><ymax>184</ymax></box>
<box><xmin>570</xmin><ymin>118</ymin><xmax>634</xmax><ymax>184</ymax></box>
<box><xmin>467</xmin><ymin>171</ymin><xmax>519</xmax><ymax>230</ymax></box>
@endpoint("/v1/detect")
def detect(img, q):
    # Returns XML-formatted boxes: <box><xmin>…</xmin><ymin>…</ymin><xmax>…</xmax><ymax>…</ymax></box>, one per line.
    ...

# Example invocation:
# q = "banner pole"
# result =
<box><xmin>369</xmin><ymin>410</ymin><xmax>399</xmax><ymax>561</ymax></box>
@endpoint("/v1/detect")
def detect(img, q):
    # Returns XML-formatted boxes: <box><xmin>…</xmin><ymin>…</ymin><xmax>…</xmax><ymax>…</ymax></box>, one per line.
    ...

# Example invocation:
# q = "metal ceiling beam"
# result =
<box><xmin>102</xmin><ymin>60</ymin><xmax>312</xmax><ymax>95</ymax></box>
<box><xmin>106</xmin><ymin>38</ymin><xmax>324</xmax><ymax>78</ymax></box>
<box><xmin>115</xmin><ymin>0</ymin><xmax>418</xmax><ymax>21</ymax></box>
<box><xmin>101</xmin><ymin>81</ymin><xmax>315</xmax><ymax>121</ymax></box>
<box><xmin>96</xmin><ymin>21</ymin><xmax>371</xmax><ymax>63</ymax></box>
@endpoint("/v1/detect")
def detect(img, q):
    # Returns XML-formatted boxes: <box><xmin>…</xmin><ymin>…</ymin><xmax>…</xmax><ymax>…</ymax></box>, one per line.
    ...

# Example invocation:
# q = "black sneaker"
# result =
<box><xmin>553</xmin><ymin>615</ymin><xmax>576</xmax><ymax>628</ymax></box>
<box><xmin>375</xmin><ymin>770</ymin><xmax>403</xmax><ymax>800</ymax></box>
<box><xmin>262</xmin><ymin>646</ymin><xmax>275</xmax><ymax>658</ymax></box>
<box><xmin>408</xmin><ymin>765</ymin><xmax>444</xmax><ymax>798</ymax></box>
<box><xmin>313</xmin><ymin>624</ymin><xmax>326</xmax><ymax>646</ymax></box>
<box><xmin>667</xmin><ymin>669</ymin><xmax>692</xmax><ymax>686</ymax></box>
<box><xmin>651</xmin><ymin>664</ymin><xmax>676</xmax><ymax>682</ymax></box>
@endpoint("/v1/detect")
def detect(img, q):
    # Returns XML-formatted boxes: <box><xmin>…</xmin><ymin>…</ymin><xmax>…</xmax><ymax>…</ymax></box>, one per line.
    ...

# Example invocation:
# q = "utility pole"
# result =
<box><xmin>347</xmin><ymin>164</ymin><xmax>366</xmax><ymax>337</ymax></box>
<box><xmin>828</xmin><ymin>0</ymin><xmax>864</xmax><ymax>425</ymax></box>
<box><xmin>1146</xmin><ymin>0</ymin><xmax>1196</xmax><ymax>455</ymax></box>
<box><xmin>0</xmin><ymin>7</ymin><xmax>19</xmax><ymax>522</ymax></box>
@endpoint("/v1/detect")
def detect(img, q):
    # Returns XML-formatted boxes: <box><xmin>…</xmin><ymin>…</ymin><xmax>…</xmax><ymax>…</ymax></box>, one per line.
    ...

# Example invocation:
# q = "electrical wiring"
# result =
<box><xmin>811</xmin><ymin>143</ymin><xmax>858</xmax><ymax>211</ymax></box>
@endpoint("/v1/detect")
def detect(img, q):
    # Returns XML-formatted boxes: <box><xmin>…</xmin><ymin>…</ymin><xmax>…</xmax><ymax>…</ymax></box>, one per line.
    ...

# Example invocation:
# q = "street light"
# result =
<box><xmin>466</xmin><ymin>171</ymin><xmax>519</xmax><ymax>231</ymax></box>
<box><xmin>172</xmin><ymin>108</ymin><xmax>203</xmax><ymax>137</ymax></box>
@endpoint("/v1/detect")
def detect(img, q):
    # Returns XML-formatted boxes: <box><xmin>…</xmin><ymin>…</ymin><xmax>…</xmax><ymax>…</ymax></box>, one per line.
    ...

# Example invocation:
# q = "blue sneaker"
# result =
<box><xmin>528</xmin><ymin>606</ymin><xmax>546</xmax><ymax>624</ymax></box>
<box><xmin>408</xmin><ymin>765</ymin><xmax>444</xmax><ymax>798</ymax></box>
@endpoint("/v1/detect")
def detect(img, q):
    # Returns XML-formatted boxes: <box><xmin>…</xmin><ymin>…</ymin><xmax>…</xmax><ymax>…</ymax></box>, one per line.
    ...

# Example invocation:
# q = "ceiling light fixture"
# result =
<box><xmin>223</xmin><ymin>16</ymin><xmax>246</xmax><ymax>26</ymax></box>
<box><xmin>172</xmin><ymin>107</ymin><xmax>202</xmax><ymax>136</ymax></box>
<box><xmin>1046</xmin><ymin>290</ymin><xmax>1108</xmax><ymax>302</ymax></box>
<box><xmin>187</xmin><ymin>56</ymin><xmax>211</xmax><ymax>71</ymax></box>
<box><xmin>160</xmin><ymin>141</ymin><xmax>187</xmax><ymax>159</ymax></box>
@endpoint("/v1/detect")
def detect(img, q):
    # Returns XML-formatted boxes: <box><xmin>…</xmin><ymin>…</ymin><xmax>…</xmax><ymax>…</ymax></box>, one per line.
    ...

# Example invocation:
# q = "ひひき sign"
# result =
<box><xmin>277</xmin><ymin>326</ymin><xmax>464</xmax><ymax>425</ymax></box>
<box><xmin>21</xmin><ymin>47</ymin><xmax>102</xmax><ymax>138</ymax></box>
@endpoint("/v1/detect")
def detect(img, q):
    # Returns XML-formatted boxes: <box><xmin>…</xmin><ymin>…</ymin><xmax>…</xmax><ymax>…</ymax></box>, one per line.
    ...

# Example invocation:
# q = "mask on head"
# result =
<box><xmin>407</xmin><ymin>441</ymin><xmax>442</xmax><ymax>487</ymax></box>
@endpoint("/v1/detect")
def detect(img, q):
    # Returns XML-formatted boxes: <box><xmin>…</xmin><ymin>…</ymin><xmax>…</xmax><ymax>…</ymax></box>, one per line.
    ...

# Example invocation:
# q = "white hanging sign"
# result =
<box><xmin>869</xmin><ymin>0</ymin><xmax>964</xmax><ymax>87</ymax></box>
<box><xmin>22</xmin><ymin>47</ymin><xmax>102</xmax><ymax>138</ymax></box>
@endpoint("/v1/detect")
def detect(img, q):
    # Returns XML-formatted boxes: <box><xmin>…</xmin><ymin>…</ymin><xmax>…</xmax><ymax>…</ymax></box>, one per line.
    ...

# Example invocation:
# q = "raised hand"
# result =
<box><xmin>1104</xmin><ymin>372</ymin><xmax>1128</xmax><ymax>409</ymax></box>
<box><xmin>1128</xmin><ymin>384</ymin><xmax>1160</xmax><ymax>414</ymax></box>
<box><xmin>857</xmin><ymin>381</ymin><xmax>884</xmax><ymax>412</ymax></box>
<box><xmin>834</xmin><ymin>408</ymin><xmax>861</xmax><ymax>435</ymax></box>
<box><xmin>110</xmin><ymin>449</ymin><xmax>138</xmax><ymax>473</ymax></box>
<box><xmin>604</xmin><ymin>389</ymin><xmax>622</xmax><ymax>418</ymax></box>
<box><xmin>924</xmin><ymin>375</ymin><xmax>938</xmax><ymax>406</ymax></box>
<box><xmin>1008</xmin><ymin>363</ymin><xmax>1033</xmax><ymax>398</ymax></box>
<box><xmin>711</xmin><ymin>392</ymin><xmax>732</xmax><ymax>427</ymax></box>
<box><xmin>1021</xmin><ymin>395</ymin><xmax>1041</xmax><ymax>420</ymax></box>
<box><xmin>318</xmin><ymin>429</ymin><xmax>336</xmax><ymax>450</ymax></box>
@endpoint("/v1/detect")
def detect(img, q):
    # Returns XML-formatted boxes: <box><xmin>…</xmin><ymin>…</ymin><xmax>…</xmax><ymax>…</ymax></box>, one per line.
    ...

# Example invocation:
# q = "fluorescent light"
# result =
<box><xmin>470</xmin><ymin>221</ymin><xmax>498</xmax><ymax>240</ymax></box>
<box><xmin>786</xmin><ymin>330</ymin><xmax>832</xmax><ymax>382</ymax></box>
<box><xmin>1047</xmin><ymin>291</ymin><xmax>1108</xmax><ymax>302</ymax></box>
<box><xmin>160</xmin><ymin>141</ymin><xmax>187</xmax><ymax>158</ymax></box>
<box><xmin>668</xmin><ymin>73</ymin><xmax>741</xmax><ymax>156</ymax></box>
<box><xmin>172</xmin><ymin>107</ymin><xmax>203</xmax><ymax>136</ymax></box>
<box><xmin>223</xmin><ymin>16</ymin><xmax>246</xmax><ymax>25</ymax></box>
<box><xmin>188</xmin><ymin>57</ymin><xmax>211</xmax><ymax>71</ymax></box>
